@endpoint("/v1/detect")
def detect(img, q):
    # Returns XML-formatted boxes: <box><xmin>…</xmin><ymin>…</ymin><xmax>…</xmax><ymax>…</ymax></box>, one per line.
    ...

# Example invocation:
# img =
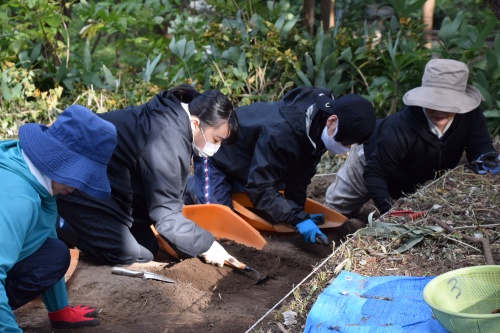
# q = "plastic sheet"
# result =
<box><xmin>304</xmin><ymin>270</ymin><xmax>449</xmax><ymax>333</ymax></box>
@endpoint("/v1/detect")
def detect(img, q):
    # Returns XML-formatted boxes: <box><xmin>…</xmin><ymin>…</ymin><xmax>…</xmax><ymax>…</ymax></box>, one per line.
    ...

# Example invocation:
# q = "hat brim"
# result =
<box><xmin>19</xmin><ymin>123</ymin><xmax>112</xmax><ymax>199</ymax></box>
<box><xmin>403</xmin><ymin>84</ymin><xmax>481</xmax><ymax>114</ymax></box>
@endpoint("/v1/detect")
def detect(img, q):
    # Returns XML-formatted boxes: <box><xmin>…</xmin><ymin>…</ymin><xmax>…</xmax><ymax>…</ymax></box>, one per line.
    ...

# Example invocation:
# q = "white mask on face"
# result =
<box><xmin>193</xmin><ymin>125</ymin><xmax>221</xmax><ymax>157</ymax></box>
<box><xmin>321</xmin><ymin>125</ymin><xmax>350</xmax><ymax>154</ymax></box>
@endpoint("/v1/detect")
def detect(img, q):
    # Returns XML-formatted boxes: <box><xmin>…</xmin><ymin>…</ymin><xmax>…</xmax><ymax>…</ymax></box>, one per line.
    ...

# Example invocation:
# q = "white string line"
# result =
<box><xmin>245</xmin><ymin>237</ymin><xmax>354</xmax><ymax>333</ymax></box>
<box><xmin>313</xmin><ymin>172</ymin><xmax>337</xmax><ymax>177</ymax></box>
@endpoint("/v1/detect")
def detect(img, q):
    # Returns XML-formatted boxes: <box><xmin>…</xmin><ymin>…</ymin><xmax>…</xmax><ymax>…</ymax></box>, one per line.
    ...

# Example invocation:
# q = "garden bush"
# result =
<box><xmin>1</xmin><ymin>0</ymin><xmax>499</xmax><ymax>139</ymax></box>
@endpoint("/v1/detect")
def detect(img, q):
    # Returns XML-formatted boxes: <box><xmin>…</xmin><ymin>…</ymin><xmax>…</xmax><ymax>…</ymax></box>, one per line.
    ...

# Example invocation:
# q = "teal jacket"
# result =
<box><xmin>0</xmin><ymin>141</ymin><xmax>68</xmax><ymax>332</ymax></box>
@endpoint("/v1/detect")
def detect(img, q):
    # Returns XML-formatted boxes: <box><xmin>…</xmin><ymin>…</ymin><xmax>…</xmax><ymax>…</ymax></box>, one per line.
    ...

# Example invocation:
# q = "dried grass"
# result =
<box><xmin>250</xmin><ymin>140</ymin><xmax>500</xmax><ymax>333</ymax></box>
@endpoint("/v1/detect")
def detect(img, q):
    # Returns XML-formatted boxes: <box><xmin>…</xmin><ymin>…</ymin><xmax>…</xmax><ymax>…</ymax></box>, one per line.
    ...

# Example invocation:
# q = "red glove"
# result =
<box><xmin>48</xmin><ymin>304</ymin><xmax>99</xmax><ymax>329</ymax></box>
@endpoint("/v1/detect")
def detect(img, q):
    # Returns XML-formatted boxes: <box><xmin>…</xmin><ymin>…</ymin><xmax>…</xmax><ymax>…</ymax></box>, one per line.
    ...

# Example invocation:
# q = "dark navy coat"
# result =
<box><xmin>59</xmin><ymin>91</ymin><xmax>214</xmax><ymax>258</ymax></box>
<box><xmin>363</xmin><ymin>105</ymin><xmax>494</xmax><ymax>213</ymax></box>
<box><xmin>211</xmin><ymin>86</ymin><xmax>332</xmax><ymax>226</ymax></box>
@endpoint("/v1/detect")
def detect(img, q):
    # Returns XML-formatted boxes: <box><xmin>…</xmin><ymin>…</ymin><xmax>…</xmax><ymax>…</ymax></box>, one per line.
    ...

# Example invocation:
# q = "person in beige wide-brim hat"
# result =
<box><xmin>324</xmin><ymin>58</ymin><xmax>499</xmax><ymax>234</ymax></box>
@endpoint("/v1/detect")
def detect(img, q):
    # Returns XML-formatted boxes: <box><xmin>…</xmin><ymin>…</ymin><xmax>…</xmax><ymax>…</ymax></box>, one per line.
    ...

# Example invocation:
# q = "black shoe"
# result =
<box><xmin>56</xmin><ymin>216</ymin><xmax>80</xmax><ymax>248</ymax></box>
<box><xmin>335</xmin><ymin>218</ymin><xmax>367</xmax><ymax>238</ymax></box>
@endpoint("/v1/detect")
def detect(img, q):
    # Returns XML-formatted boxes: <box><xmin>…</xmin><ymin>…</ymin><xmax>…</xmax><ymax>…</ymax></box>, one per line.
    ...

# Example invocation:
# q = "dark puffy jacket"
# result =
<box><xmin>363</xmin><ymin>105</ymin><xmax>494</xmax><ymax>213</ymax></box>
<box><xmin>211</xmin><ymin>86</ymin><xmax>332</xmax><ymax>226</ymax></box>
<box><xmin>59</xmin><ymin>91</ymin><xmax>214</xmax><ymax>258</ymax></box>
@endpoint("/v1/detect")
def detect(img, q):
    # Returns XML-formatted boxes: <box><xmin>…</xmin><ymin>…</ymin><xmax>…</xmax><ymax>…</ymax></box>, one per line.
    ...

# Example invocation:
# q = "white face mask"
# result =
<box><xmin>321</xmin><ymin>125</ymin><xmax>350</xmax><ymax>154</ymax></box>
<box><xmin>193</xmin><ymin>125</ymin><xmax>221</xmax><ymax>157</ymax></box>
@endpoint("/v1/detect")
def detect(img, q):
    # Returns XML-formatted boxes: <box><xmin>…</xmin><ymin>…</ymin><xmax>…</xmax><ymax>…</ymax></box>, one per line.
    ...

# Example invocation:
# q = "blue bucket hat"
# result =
<box><xmin>19</xmin><ymin>105</ymin><xmax>117</xmax><ymax>199</ymax></box>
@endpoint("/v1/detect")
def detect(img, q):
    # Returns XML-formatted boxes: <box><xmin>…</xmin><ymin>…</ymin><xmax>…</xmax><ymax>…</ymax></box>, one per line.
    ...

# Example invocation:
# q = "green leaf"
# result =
<box><xmin>438</xmin><ymin>12</ymin><xmax>463</xmax><ymax>43</ymax></box>
<box><xmin>484</xmin><ymin>110</ymin><xmax>500</xmax><ymax>118</ymax></box>
<box><xmin>11</xmin><ymin>82</ymin><xmax>22</xmax><ymax>99</ymax></box>
<box><xmin>370</xmin><ymin>76</ymin><xmax>391</xmax><ymax>87</ymax></box>
<box><xmin>274</xmin><ymin>15</ymin><xmax>285</xmax><ymax>31</ymax></box>
<box><xmin>30</xmin><ymin>43</ymin><xmax>41</xmax><ymax>64</ymax></box>
<box><xmin>326</xmin><ymin>69</ymin><xmax>342</xmax><ymax>88</ymax></box>
<box><xmin>315</xmin><ymin>63</ymin><xmax>326</xmax><ymax>88</ymax></box>
<box><xmin>152</xmin><ymin>16</ymin><xmax>164</xmax><ymax>25</ymax></box>
<box><xmin>26</xmin><ymin>0</ymin><xmax>37</xmax><ymax>9</ymax></box>
<box><xmin>280</xmin><ymin>16</ymin><xmax>298</xmax><ymax>39</ymax></box>
<box><xmin>222</xmin><ymin>46</ymin><xmax>242</xmax><ymax>64</ymax></box>
<box><xmin>102</xmin><ymin>64</ymin><xmax>116</xmax><ymax>88</ymax></box>
<box><xmin>393</xmin><ymin>235</ymin><xmax>424</xmax><ymax>253</ymax></box>
<box><xmin>296</xmin><ymin>69</ymin><xmax>312</xmax><ymax>86</ymax></box>
<box><xmin>46</xmin><ymin>15</ymin><xmax>60</xmax><ymax>27</ymax></box>
<box><xmin>474</xmin><ymin>19</ymin><xmax>496</xmax><ymax>48</ymax></box>
<box><xmin>169</xmin><ymin>37</ymin><xmax>195</xmax><ymax>62</ymax></box>
<box><xmin>314</xmin><ymin>30</ymin><xmax>324</xmax><ymax>66</ymax></box>
<box><xmin>18</xmin><ymin>51</ymin><xmax>30</xmax><ymax>69</ymax></box>
<box><xmin>117</xmin><ymin>17</ymin><xmax>128</xmax><ymax>34</ymax></box>
<box><xmin>55</xmin><ymin>62</ymin><xmax>67</xmax><ymax>83</ymax></box>
<box><xmin>401</xmin><ymin>0</ymin><xmax>427</xmax><ymax>17</ymax></box>
<box><xmin>184</xmin><ymin>40</ymin><xmax>196</xmax><ymax>60</ymax></box>
<box><xmin>62</xmin><ymin>77</ymin><xmax>74</xmax><ymax>91</ymax></box>
<box><xmin>339</xmin><ymin>47</ymin><xmax>352</xmax><ymax>62</ymax></box>
<box><xmin>237</xmin><ymin>52</ymin><xmax>247</xmax><ymax>75</ymax></box>
<box><xmin>84</xmin><ymin>39</ymin><xmax>92</xmax><ymax>71</ymax></box>
<box><xmin>1</xmin><ymin>71</ymin><xmax>12</xmax><ymax>102</ymax></box>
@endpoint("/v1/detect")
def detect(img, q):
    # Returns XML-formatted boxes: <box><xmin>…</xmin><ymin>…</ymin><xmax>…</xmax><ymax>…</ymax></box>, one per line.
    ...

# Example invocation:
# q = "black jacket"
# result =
<box><xmin>59</xmin><ymin>91</ymin><xmax>214</xmax><ymax>258</ymax></box>
<box><xmin>363</xmin><ymin>105</ymin><xmax>494</xmax><ymax>213</ymax></box>
<box><xmin>211</xmin><ymin>86</ymin><xmax>332</xmax><ymax>226</ymax></box>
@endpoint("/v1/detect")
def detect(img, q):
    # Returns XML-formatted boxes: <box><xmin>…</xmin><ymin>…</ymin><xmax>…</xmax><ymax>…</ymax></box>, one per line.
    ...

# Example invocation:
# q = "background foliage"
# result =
<box><xmin>1</xmin><ymin>0</ymin><xmax>499</xmax><ymax>140</ymax></box>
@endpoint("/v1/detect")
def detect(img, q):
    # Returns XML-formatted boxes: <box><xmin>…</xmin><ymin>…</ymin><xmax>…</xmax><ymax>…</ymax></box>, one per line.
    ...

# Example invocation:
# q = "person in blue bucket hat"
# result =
<box><xmin>0</xmin><ymin>105</ymin><xmax>117</xmax><ymax>331</ymax></box>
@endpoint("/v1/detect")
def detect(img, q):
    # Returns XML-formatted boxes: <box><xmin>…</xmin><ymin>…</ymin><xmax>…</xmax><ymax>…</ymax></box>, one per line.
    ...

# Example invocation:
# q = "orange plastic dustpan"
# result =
<box><xmin>152</xmin><ymin>204</ymin><xmax>267</xmax><ymax>259</ymax></box>
<box><xmin>65</xmin><ymin>248</ymin><xmax>79</xmax><ymax>282</ymax></box>
<box><xmin>231</xmin><ymin>192</ymin><xmax>347</xmax><ymax>233</ymax></box>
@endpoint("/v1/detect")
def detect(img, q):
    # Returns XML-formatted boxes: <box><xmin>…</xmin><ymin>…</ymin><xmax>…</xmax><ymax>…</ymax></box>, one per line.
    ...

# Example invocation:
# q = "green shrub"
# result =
<box><xmin>0</xmin><ymin>0</ymin><xmax>498</xmax><ymax>138</ymax></box>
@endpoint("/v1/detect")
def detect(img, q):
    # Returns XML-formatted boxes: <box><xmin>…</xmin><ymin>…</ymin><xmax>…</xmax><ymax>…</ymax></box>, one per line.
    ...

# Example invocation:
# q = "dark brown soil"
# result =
<box><xmin>13</xmin><ymin>183</ymin><xmax>344</xmax><ymax>333</ymax></box>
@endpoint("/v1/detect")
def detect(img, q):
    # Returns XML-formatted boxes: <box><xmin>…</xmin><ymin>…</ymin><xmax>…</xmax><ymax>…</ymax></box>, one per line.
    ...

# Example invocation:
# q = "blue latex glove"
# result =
<box><xmin>309</xmin><ymin>213</ymin><xmax>325</xmax><ymax>225</ymax></box>
<box><xmin>479</xmin><ymin>152</ymin><xmax>500</xmax><ymax>167</ymax></box>
<box><xmin>471</xmin><ymin>152</ymin><xmax>500</xmax><ymax>175</ymax></box>
<box><xmin>295</xmin><ymin>219</ymin><xmax>329</xmax><ymax>245</ymax></box>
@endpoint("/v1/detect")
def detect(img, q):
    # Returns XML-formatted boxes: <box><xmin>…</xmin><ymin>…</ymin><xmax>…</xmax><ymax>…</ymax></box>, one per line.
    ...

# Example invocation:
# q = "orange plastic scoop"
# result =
<box><xmin>152</xmin><ymin>203</ymin><xmax>267</xmax><ymax>259</ymax></box>
<box><xmin>231</xmin><ymin>192</ymin><xmax>347</xmax><ymax>233</ymax></box>
<box><xmin>65</xmin><ymin>248</ymin><xmax>79</xmax><ymax>282</ymax></box>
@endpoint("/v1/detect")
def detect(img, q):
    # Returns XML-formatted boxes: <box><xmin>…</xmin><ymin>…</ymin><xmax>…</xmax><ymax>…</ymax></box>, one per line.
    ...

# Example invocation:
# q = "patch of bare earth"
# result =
<box><xmin>13</xmin><ymin>219</ymin><xmax>344</xmax><ymax>332</ymax></box>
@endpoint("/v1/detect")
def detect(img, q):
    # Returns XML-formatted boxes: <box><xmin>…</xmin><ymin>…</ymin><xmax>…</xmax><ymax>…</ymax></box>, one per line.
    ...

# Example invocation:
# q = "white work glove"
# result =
<box><xmin>200</xmin><ymin>241</ymin><xmax>234</xmax><ymax>268</ymax></box>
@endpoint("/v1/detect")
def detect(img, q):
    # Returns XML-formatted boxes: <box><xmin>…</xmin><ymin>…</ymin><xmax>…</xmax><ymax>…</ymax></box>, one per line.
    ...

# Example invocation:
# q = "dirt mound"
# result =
<box><xmin>14</xmin><ymin>217</ymin><xmax>343</xmax><ymax>333</ymax></box>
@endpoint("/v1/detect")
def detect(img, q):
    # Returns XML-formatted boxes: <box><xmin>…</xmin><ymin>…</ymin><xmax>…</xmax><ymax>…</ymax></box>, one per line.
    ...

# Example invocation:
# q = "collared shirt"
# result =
<box><xmin>423</xmin><ymin>108</ymin><xmax>454</xmax><ymax>138</ymax></box>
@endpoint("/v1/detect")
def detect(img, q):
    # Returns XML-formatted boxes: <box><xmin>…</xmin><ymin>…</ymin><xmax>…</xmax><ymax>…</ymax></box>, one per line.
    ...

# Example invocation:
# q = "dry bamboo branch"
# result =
<box><xmin>429</xmin><ymin>216</ymin><xmax>495</xmax><ymax>265</ymax></box>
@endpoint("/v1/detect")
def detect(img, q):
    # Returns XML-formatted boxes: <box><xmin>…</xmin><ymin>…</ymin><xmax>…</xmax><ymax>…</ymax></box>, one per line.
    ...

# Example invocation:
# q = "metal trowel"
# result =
<box><xmin>224</xmin><ymin>257</ymin><xmax>269</xmax><ymax>284</ymax></box>
<box><xmin>111</xmin><ymin>266</ymin><xmax>176</xmax><ymax>283</ymax></box>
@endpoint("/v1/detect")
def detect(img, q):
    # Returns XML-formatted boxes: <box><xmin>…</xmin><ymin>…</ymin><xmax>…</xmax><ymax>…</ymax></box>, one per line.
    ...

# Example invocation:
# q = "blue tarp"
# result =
<box><xmin>304</xmin><ymin>270</ymin><xmax>448</xmax><ymax>333</ymax></box>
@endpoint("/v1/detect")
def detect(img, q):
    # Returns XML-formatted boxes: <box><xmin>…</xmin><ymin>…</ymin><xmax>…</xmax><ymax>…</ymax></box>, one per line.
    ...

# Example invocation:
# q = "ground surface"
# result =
<box><xmin>14</xmin><ymin>176</ymin><xmax>340</xmax><ymax>333</ymax></box>
<box><xmin>13</xmin><ymin>169</ymin><xmax>499</xmax><ymax>333</ymax></box>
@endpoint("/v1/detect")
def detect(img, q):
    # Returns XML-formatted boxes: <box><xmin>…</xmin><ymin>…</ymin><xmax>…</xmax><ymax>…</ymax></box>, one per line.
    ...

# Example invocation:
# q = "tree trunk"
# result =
<box><xmin>320</xmin><ymin>0</ymin><xmax>335</xmax><ymax>31</ymax></box>
<box><xmin>422</xmin><ymin>0</ymin><xmax>435</xmax><ymax>49</ymax></box>
<box><xmin>489</xmin><ymin>0</ymin><xmax>500</xmax><ymax>20</ymax></box>
<box><xmin>304</xmin><ymin>0</ymin><xmax>315</xmax><ymax>35</ymax></box>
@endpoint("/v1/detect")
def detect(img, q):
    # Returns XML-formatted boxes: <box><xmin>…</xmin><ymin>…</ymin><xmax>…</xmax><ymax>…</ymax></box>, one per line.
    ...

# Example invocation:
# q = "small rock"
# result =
<box><xmin>283</xmin><ymin>310</ymin><xmax>297</xmax><ymax>326</ymax></box>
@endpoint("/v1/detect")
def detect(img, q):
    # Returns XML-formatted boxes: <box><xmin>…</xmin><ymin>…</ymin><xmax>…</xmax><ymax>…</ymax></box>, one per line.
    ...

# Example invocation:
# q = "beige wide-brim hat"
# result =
<box><xmin>403</xmin><ymin>59</ymin><xmax>482</xmax><ymax>114</ymax></box>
